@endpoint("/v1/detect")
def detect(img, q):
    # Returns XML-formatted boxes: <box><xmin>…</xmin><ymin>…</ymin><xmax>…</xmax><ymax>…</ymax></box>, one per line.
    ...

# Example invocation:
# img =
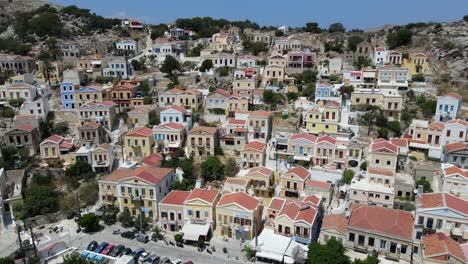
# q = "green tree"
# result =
<box><xmin>0</xmin><ymin>146</ymin><xmax>19</xmax><ymax>170</ymax></box>
<box><xmin>324</xmin><ymin>40</ymin><xmax>344</xmax><ymax>53</ymax></box>
<box><xmin>360</xmin><ymin>161</ymin><xmax>368</xmax><ymax>171</ymax></box>
<box><xmin>118</xmin><ymin>210</ymin><xmax>134</xmax><ymax>227</ymax></box>
<box><xmin>143</xmin><ymin>96</ymin><xmax>153</xmax><ymax>105</ymax></box>
<box><xmin>148</xmin><ymin>111</ymin><xmax>159</xmax><ymax>126</ymax></box>
<box><xmin>216</xmin><ymin>66</ymin><xmax>230</xmax><ymax>77</ymax></box>
<box><xmin>0</xmin><ymin>257</ymin><xmax>15</xmax><ymax>264</ymax></box>
<box><xmin>286</xmin><ymin>92</ymin><xmax>299</xmax><ymax>102</ymax></box>
<box><xmin>387</xmin><ymin>121</ymin><xmax>402</xmax><ymax>137</ymax></box>
<box><xmin>354</xmin><ymin>56</ymin><xmax>372</xmax><ymax>70</ymax></box>
<box><xmin>464</xmin><ymin>15</ymin><xmax>468</xmax><ymax>22</ymax></box>
<box><xmin>31</xmin><ymin>12</ymin><xmax>64</xmax><ymax>37</ymax></box>
<box><xmin>160</xmin><ymin>55</ymin><xmax>181</xmax><ymax>84</ymax></box>
<box><xmin>200</xmin><ymin>59</ymin><xmax>213</xmax><ymax>72</ymax></box>
<box><xmin>134</xmin><ymin>214</ymin><xmax>150</xmax><ymax>231</ymax></box>
<box><xmin>305</xmin><ymin>22</ymin><xmax>321</xmax><ymax>33</ymax></box>
<box><xmin>187</xmin><ymin>44</ymin><xmax>204</xmax><ymax>57</ymax></box>
<box><xmin>359</xmin><ymin>106</ymin><xmax>384</xmax><ymax>136</ymax></box>
<box><xmin>400</xmin><ymin>110</ymin><xmax>413</xmax><ymax>128</ymax></box>
<box><xmin>347</xmin><ymin>35</ymin><xmax>364</xmax><ymax>52</ymax></box>
<box><xmin>65</xmin><ymin>160</ymin><xmax>96</xmax><ymax>189</ymax></box>
<box><xmin>150</xmin><ymin>24</ymin><xmax>169</xmax><ymax>40</ymax></box>
<box><xmin>53</xmin><ymin>121</ymin><xmax>69</xmax><ymax>135</ymax></box>
<box><xmin>341</xmin><ymin>169</ymin><xmax>355</xmax><ymax>184</ymax></box>
<box><xmin>77</xmin><ymin>213</ymin><xmax>100</xmax><ymax>232</ymax></box>
<box><xmin>224</xmin><ymin>158</ymin><xmax>238</xmax><ymax>177</ymax></box>
<box><xmin>377</xmin><ymin>127</ymin><xmax>389</xmax><ymax>139</ymax></box>
<box><xmin>152</xmin><ymin>226</ymin><xmax>165</xmax><ymax>241</ymax></box>
<box><xmin>329</xmin><ymin>23</ymin><xmax>345</xmax><ymax>33</ymax></box>
<box><xmin>201</xmin><ymin>156</ymin><xmax>225</xmax><ymax>181</ymax></box>
<box><xmin>387</xmin><ymin>28</ymin><xmax>412</xmax><ymax>49</ymax></box>
<box><xmin>243</xmin><ymin>245</ymin><xmax>255</xmax><ymax>259</ymax></box>
<box><xmin>416</xmin><ymin>179</ymin><xmax>433</xmax><ymax>193</ymax></box>
<box><xmin>242</xmin><ymin>39</ymin><xmax>269</xmax><ymax>55</ymax></box>
<box><xmin>412</xmin><ymin>73</ymin><xmax>425</xmax><ymax>82</ymax></box>
<box><xmin>307</xmin><ymin>239</ymin><xmax>350</xmax><ymax>264</ymax></box>
<box><xmin>353</xmin><ymin>256</ymin><xmax>379</xmax><ymax>264</ymax></box>
<box><xmin>22</xmin><ymin>185</ymin><xmax>59</xmax><ymax>218</ymax></box>
<box><xmin>174</xmin><ymin>233</ymin><xmax>183</xmax><ymax>243</ymax></box>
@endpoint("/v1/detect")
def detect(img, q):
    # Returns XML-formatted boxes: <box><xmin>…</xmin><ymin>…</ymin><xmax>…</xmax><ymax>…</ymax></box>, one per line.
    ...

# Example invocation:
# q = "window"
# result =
<box><xmin>436</xmin><ymin>219</ymin><xmax>442</xmax><ymax>229</ymax></box>
<box><xmin>368</xmin><ymin>237</ymin><xmax>375</xmax><ymax>247</ymax></box>
<box><xmin>204</xmin><ymin>211</ymin><xmax>209</xmax><ymax>217</ymax></box>
<box><xmin>386</xmin><ymin>160</ymin><xmax>391</xmax><ymax>166</ymax></box>
<box><xmin>375</xmin><ymin>159</ymin><xmax>380</xmax><ymax>164</ymax></box>
<box><xmin>401</xmin><ymin>245</ymin><xmax>407</xmax><ymax>254</ymax></box>
<box><xmin>349</xmin><ymin>233</ymin><xmax>355</xmax><ymax>242</ymax></box>
<box><xmin>385</xmin><ymin>196</ymin><xmax>390</xmax><ymax>200</ymax></box>
<box><xmin>415</xmin><ymin>231</ymin><xmax>422</xmax><ymax>239</ymax></box>
<box><xmin>187</xmin><ymin>209</ymin><xmax>192</xmax><ymax>216</ymax></box>
<box><xmin>447</xmin><ymin>130</ymin><xmax>451</xmax><ymax>137</ymax></box>
<box><xmin>414</xmin><ymin>246</ymin><xmax>419</xmax><ymax>254</ymax></box>
<box><xmin>380</xmin><ymin>240</ymin><xmax>386</xmax><ymax>249</ymax></box>
<box><xmin>426</xmin><ymin>218</ymin><xmax>434</xmax><ymax>229</ymax></box>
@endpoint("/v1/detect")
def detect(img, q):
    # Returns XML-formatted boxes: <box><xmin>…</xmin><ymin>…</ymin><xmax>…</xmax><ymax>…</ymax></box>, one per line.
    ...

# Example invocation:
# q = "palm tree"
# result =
<box><xmin>41</xmin><ymin>59</ymin><xmax>54</xmax><ymax>86</ymax></box>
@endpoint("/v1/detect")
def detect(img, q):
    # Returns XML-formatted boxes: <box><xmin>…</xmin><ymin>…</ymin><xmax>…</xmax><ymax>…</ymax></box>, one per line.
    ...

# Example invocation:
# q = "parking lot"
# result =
<box><xmin>32</xmin><ymin>219</ymin><xmax>247</xmax><ymax>264</ymax></box>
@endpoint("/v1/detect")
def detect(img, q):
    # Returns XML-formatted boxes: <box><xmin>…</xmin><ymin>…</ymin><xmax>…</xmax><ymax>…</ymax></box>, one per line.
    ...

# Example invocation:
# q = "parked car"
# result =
<box><xmin>94</xmin><ymin>242</ymin><xmax>109</xmax><ymax>253</ymax></box>
<box><xmin>139</xmin><ymin>252</ymin><xmax>152</xmax><ymax>262</ymax></box>
<box><xmin>111</xmin><ymin>245</ymin><xmax>126</xmax><ymax>257</ymax></box>
<box><xmin>101</xmin><ymin>244</ymin><xmax>115</xmax><ymax>255</ymax></box>
<box><xmin>132</xmin><ymin>248</ymin><xmax>145</xmax><ymax>260</ymax></box>
<box><xmin>183</xmin><ymin>261</ymin><xmax>194</xmax><ymax>264</ymax></box>
<box><xmin>121</xmin><ymin>231</ymin><xmax>136</xmax><ymax>239</ymax></box>
<box><xmin>160</xmin><ymin>257</ymin><xmax>171</xmax><ymax>264</ymax></box>
<box><xmin>136</xmin><ymin>233</ymin><xmax>149</xmax><ymax>243</ymax></box>
<box><xmin>86</xmin><ymin>241</ymin><xmax>98</xmax><ymax>251</ymax></box>
<box><xmin>172</xmin><ymin>259</ymin><xmax>182</xmax><ymax>264</ymax></box>
<box><xmin>147</xmin><ymin>255</ymin><xmax>160</xmax><ymax>264</ymax></box>
<box><xmin>112</xmin><ymin>229</ymin><xmax>121</xmax><ymax>235</ymax></box>
<box><xmin>123</xmin><ymin>247</ymin><xmax>133</xmax><ymax>255</ymax></box>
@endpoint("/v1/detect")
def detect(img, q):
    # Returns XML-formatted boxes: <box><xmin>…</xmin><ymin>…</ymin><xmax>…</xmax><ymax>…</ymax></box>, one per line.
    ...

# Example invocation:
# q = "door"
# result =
<box><xmin>299</xmin><ymin>147</ymin><xmax>304</xmax><ymax>155</ymax></box>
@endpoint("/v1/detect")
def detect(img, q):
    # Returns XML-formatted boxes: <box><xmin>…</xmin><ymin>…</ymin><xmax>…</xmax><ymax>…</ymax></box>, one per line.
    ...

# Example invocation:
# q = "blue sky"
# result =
<box><xmin>50</xmin><ymin>0</ymin><xmax>468</xmax><ymax>29</ymax></box>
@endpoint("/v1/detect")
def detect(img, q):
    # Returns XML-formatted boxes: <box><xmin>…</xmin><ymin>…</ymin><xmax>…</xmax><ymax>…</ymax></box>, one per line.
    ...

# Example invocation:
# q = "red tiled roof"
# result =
<box><xmin>101</xmin><ymin>167</ymin><xmax>173</xmax><ymax>184</ymax></box>
<box><xmin>127</xmin><ymin>127</ymin><xmax>153</xmax><ymax>137</ymax></box>
<box><xmin>429</xmin><ymin>122</ymin><xmax>445</xmax><ymax>131</ymax></box>
<box><xmin>15</xmin><ymin>125</ymin><xmax>36</xmax><ymax>132</ymax></box>
<box><xmin>224</xmin><ymin>177</ymin><xmax>248</xmax><ymax>186</ymax></box>
<box><xmin>212</xmin><ymin>89</ymin><xmax>230</xmax><ymax>97</ymax></box>
<box><xmin>290</xmin><ymin>133</ymin><xmax>317</xmax><ymax>143</ymax></box>
<box><xmin>234</xmin><ymin>127</ymin><xmax>247</xmax><ymax>133</ymax></box>
<box><xmin>443</xmin><ymin>166</ymin><xmax>468</xmax><ymax>179</ymax></box>
<box><xmin>268</xmin><ymin>197</ymin><xmax>286</xmax><ymax>211</ymax></box>
<box><xmin>156</xmin><ymin>122</ymin><xmax>185</xmax><ymax>130</ymax></box>
<box><xmin>278</xmin><ymin>199</ymin><xmax>318</xmax><ymax>225</ymax></box>
<box><xmin>322</xmin><ymin>214</ymin><xmax>347</xmax><ymax>234</ymax></box>
<box><xmin>316</xmin><ymin>135</ymin><xmax>336</xmax><ymax>145</ymax></box>
<box><xmin>326</xmin><ymin>100</ymin><xmax>340</xmax><ymax>107</ymax></box>
<box><xmin>285</xmin><ymin>166</ymin><xmax>310</xmax><ymax>181</ymax></box>
<box><xmin>160</xmin><ymin>191</ymin><xmax>191</xmax><ymax>206</ymax></box>
<box><xmin>418</xmin><ymin>193</ymin><xmax>468</xmax><ymax>215</ymax></box>
<box><xmin>142</xmin><ymin>153</ymin><xmax>164</xmax><ymax>167</ymax></box>
<box><xmin>348</xmin><ymin>204</ymin><xmax>413</xmax><ymax>239</ymax></box>
<box><xmin>371</xmin><ymin>139</ymin><xmax>398</xmax><ymax>154</ymax></box>
<box><xmin>447</xmin><ymin>119</ymin><xmax>468</xmax><ymax>126</ymax></box>
<box><xmin>185</xmin><ymin>189</ymin><xmax>219</xmax><ymax>204</ymax></box>
<box><xmin>247</xmin><ymin>166</ymin><xmax>273</xmax><ymax>177</ymax></box>
<box><xmin>95</xmin><ymin>143</ymin><xmax>113</xmax><ymax>151</ymax></box>
<box><xmin>42</xmin><ymin>135</ymin><xmax>64</xmax><ymax>144</ymax></box>
<box><xmin>445</xmin><ymin>142</ymin><xmax>468</xmax><ymax>152</ymax></box>
<box><xmin>166</xmin><ymin>105</ymin><xmax>185</xmax><ymax>113</ymax></box>
<box><xmin>368</xmin><ymin>167</ymin><xmax>394</xmax><ymax>177</ymax></box>
<box><xmin>218</xmin><ymin>192</ymin><xmax>260</xmax><ymax>211</ymax></box>
<box><xmin>242</xmin><ymin>141</ymin><xmax>265</xmax><ymax>152</ymax></box>
<box><xmin>422</xmin><ymin>233</ymin><xmax>466</xmax><ymax>263</ymax></box>
<box><xmin>82</xmin><ymin>121</ymin><xmax>101</xmax><ymax>128</ymax></box>
<box><xmin>14</xmin><ymin>115</ymin><xmax>37</xmax><ymax>120</ymax></box>
<box><xmin>249</xmin><ymin>110</ymin><xmax>271</xmax><ymax>118</ymax></box>
<box><xmin>305</xmin><ymin>179</ymin><xmax>331</xmax><ymax>189</ymax></box>
<box><xmin>441</xmin><ymin>92</ymin><xmax>462</xmax><ymax>100</ymax></box>
<box><xmin>302</xmin><ymin>195</ymin><xmax>322</xmax><ymax>206</ymax></box>
<box><xmin>189</xmin><ymin>126</ymin><xmax>217</xmax><ymax>134</ymax></box>
<box><xmin>390</xmin><ymin>138</ymin><xmax>408</xmax><ymax>148</ymax></box>
<box><xmin>227</xmin><ymin>119</ymin><xmax>247</xmax><ymax>126</ymax></box>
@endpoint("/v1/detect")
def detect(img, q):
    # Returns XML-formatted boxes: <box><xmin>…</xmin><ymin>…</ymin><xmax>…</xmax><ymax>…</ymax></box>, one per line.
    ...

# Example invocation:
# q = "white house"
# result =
<box><xmin>116</xmin><ymin>39</ymin><xmax>140</xmax><ymax>53</ymax></box>
<box><xmin>435</xmin><ymin>92</ymin><xmax>462</xmax><ymax>122</ymax></box>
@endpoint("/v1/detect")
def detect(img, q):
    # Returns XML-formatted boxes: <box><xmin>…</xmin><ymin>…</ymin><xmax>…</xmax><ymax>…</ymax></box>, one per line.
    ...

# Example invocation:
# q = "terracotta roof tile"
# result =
<box><xmin>127</xmin><ymin>127</ymin><xmax>153</xmax><ymax>137</ymax></box>
<box><xmin>305</xmin><ymin>179</ymin><xmax>332</xmax><ymax>189</ymax></box>
<box><xmin>322</xmin><ymin>214</ymin><xmax>347</xmax><ymax>234</ymax></box>
<box><xmin>368</xmin><ymin>167</ymin><xmax>394</xmax><ymax>177</ymax></box>
<box><xmin>246</xmin><ymin>166</ymin><xmax>273</xmax><ymax>177</ymax></box>
<box><xmin>218</xmin><ymin>192</ymin><xmax>260</xmax><ymax>211</ymax></box>
<box><xmin>14</xmin><ymin>125</ymin><xmax>36</xmax><ymax>132</ymax></box>
<box><xmin>101</xmin><ymin>167</ymin><xmax>172</xmax><ymax>184</ymax></box>
<box><xmin>155</xmin><ymin>122</ymin><xmax>185</xmax><ymax>130</ymax></box>
<box><xmin>445</xmin><ymin>142</ymin><xmax>468</xmax><ymax>152</ymax></box>
<box><xmin>390</xmin><ymin>138</ymin><xmax>408</xmax><ymax>148</ymax></box>
<box><xmin>422</xmin><ymin>233</ymin><xmax>466</xmax><ymax>262</ymax></box>
<box><xmin>371</xmin><ymin>139</ymin><xmax>398</xmax><ymax>154</ymax></box>
<box><xmin>142</xmin><ymin>153</ymin><xmax>164</xmax><ymax>167</ymax></box>
<box><xmin>348</xmin><ymin>204</ymin><xmax>413</xmax><ymax>239</ymax></box>
<box><xmin>189</xmin><ymin>126</ymin><xmax>217</xmax><ymax>134</ymax></box>
<box><xmin>224</xmin><ymin>177</ymin><xmax>248</xmax><ymax>186</ymax></box>
<box><xmin>316</xmin><ymin>135</ymin><xmax>337</xmax><ymax>145</ymax></box>
<box><xmin>185</xmin><ymin>189</ymin><xmax>219</xmax><ymax>204</ymax></box>
<box><xmin>447</xmin><ymin>119</ymin><xmax>468</xmax><ymax>126</ymax></box>
<box><xmin>242</xmin><ymin>141</ymin><xmax>265</xmax><ymax>152</ymax></box>
<box><xmin>290</xmin><ymin>133</ymin><xmax>317</xmax><ymax>143</ymax></box>
<box><xmin>268</xmin><ymin>197</ymin><xmax>286</xmax><ymax>211</ymax></box>
<box><xmin>227</xmin><ymin>119</ymin><xmax>247</xmax><ymax>126</ymax></box>
<box><xmin>443</xmin><ymin>166</ymin><xmax>468</xmax><ymax>179</ymax></box>
<box><xmin>441</xmin><ymin>92</ymin><xmax>462</xmax><ymax>100</ymax></box>
<box><xmin>160</xmin><ymin>191</ymin><xmax>191</xmax><ymax>206</ymax></box>
<box><xmin>285</xmin><ymin>166</ymin><xmax>310</xmax><ymax>181</ymax></box>
<box><xmin>249</xmin><ymin>110</ymin><xmax>271</xmax><ymax>118</ymax></box>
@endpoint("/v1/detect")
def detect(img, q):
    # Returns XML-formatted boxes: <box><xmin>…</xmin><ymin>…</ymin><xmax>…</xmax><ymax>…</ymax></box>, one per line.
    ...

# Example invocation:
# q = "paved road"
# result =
<box><xmin>31</xmin><ymin>220</ymin><xmax>247</xmax><ymax>264</ymax></box>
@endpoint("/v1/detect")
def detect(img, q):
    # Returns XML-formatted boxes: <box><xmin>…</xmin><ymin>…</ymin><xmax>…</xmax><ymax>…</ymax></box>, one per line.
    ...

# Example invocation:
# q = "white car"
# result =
<box><xmin>172</xmin><ymin>259</ymin><xmax>182</xmax><ymax>264</ymax></box>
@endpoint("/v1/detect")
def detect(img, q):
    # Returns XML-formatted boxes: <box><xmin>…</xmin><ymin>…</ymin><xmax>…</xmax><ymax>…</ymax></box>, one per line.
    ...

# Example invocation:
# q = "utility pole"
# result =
<box><xmin>139</xmin><ymin>195</ymin><xmax>143</xmax><ymax>235</ymax></box>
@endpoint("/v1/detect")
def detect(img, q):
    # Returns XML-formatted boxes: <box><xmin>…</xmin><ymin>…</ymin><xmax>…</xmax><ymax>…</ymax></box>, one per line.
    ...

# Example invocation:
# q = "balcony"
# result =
<box><xmin>285</xmin><ymin>187</ymin><xmax>299</xmax><ymax>193</ymax></box>
<box><xmin>293</xmin><ymin>235</ymin><xmax>312</xmax><ymax>244</ymax></box>
<box><xmin>384</xmin><ymin>252</ymin><xmax>400</xmax><ymax>261</ymax></box>
<box><xmin>191</xmin><ymin>217</ymin><xmax>207</xmax><ymax>223</ymax></box>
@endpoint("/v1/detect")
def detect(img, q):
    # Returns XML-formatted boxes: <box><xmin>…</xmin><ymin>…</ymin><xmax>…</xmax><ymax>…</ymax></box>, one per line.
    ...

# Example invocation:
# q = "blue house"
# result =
<box><xmin>60</xmin><ymin>82</ymin><xmax>76</xmax><ymax>110</ymax></box>
<box><xmin>314</xmin><ymin>82</ymin><xmax>340</xmax><ymax>103</ymax></box>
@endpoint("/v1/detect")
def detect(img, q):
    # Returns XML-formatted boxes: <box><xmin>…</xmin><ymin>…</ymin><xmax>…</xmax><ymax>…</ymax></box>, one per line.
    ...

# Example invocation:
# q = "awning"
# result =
<box><xmin>256</xmin><ymin>251</ymin><xmax>284</xmax><ymax>262</ymax></box>
<box><xmin>293</xmin><ymin>155</ymin><xmax>311</xmax><ymax>161</ymax></box>
<box><xmin>181</xmin><ymin>223</ymin><xmax>211</xmax><ymax>242</ymax></box>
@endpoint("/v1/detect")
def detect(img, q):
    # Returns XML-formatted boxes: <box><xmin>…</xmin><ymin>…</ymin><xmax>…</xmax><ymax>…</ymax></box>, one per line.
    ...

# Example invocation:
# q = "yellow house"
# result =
<box><xmin>351</xmin><ymin>90</ymin><xmax>381</xmax><ymax>107</ymax></box>
<box><xmin>287</xmin><ymin>133</ymin><xmax>316</xmax><ymax>162</ymax></box>
<box><xmin>182</xmin><ymin>189</ymin><xmax>220</xmax><ymax>242</ymax></box>
<box><xmin>36</xmin><ymin>61</ymin><xmax>62</xmax><ymax>85</ymax></box>
<box><xmin>280</xmin><ymin>166</ymin><xmax>310</xmax><ymax>198</ymax></box>
<box><xmin>123</xmin><ymin>127</ymin><xmax>155</xmax><ymax>162</ymax></box>
<box><xmin>75</xmin><ymin>85</ymin><xmax>108</xmax><ymax>107</ymax></box>
<box><xmin>305</xmin><ymin>101</ymin><xmax>340</xmax><ymax>134</ymax></box>
<box><xmin>402</xmin><ymin>52</ymin><xmax>431</xmax><ymax>76</ymax></box>
<box><xmin>215</xmin><ymin>192</ymin><xmax>263</xmax><ymax>240</ymax></box>
<box><xmin>98</xmin><ymin>167</ymin><xmax>174</xmax><ymax>222</ymax></box>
